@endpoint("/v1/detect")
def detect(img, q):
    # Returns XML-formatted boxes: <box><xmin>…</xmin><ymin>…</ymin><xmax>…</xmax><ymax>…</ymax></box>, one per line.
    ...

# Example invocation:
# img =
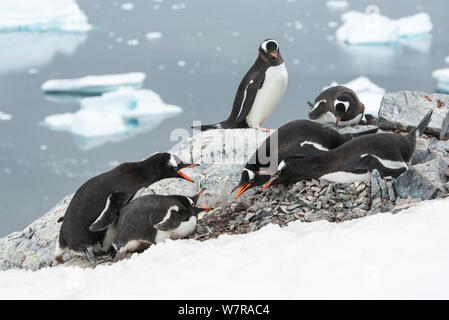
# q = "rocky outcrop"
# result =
<box><xmin>377</xmin><ymin>91</ymin><xmax>449</xmax><ymax>139</ymax></box>
<box><xmin>1</xmin><ymin>91</ymin><xmax>449</xmax><ymax>271</ymax></box>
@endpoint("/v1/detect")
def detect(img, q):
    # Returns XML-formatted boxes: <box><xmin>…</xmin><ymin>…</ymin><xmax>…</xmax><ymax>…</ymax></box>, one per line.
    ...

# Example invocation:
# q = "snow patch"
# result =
<box><xmin>326</xmin><ymin>76</ymin><xmax>385</xmax><ymax>117</ymax></box>
<box><xmin>1</xmin><ymin>198</ymin><xmax>449</xmax><ymax>299</ymax></box>
<box><xmin>0</xmin><ymin>0</ymin><xmax>91</xmax><ymax>32</ymax></box>
<box><xmin>336</xmin><ymin>11</ymin><xmax>432</xmax><ymax>45</ymax></box>
<box><xmin>432</xmin><ymin>68</ymin><xmax>449</xmax><ymax>93</ymax></box>
<box><xmin>41</xmin><ymin>73</ymin><xmax>146</xmax><ymax>94</ymax></box>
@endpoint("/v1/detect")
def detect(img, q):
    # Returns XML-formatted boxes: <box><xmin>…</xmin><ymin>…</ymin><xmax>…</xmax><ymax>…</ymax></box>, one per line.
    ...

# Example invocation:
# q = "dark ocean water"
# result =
<box><xmin>0</xmin><ymin>0</ymin><xmax>448</xmax><ymax>236</ymax></box>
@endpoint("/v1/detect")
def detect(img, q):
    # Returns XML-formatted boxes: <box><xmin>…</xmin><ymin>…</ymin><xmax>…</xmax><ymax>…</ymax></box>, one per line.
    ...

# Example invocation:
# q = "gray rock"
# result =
<box><xmin>377</xmin><ymin>91</ymin><xmax>449</xmax><ymax>138</ymax></box>
<box><xmin>411</xmin><ymin>149</ymin><xmax>437</xmax><ymax>165</ymax></box>
<box><xmin>393</xmin><ymin>158</ymin><xmax>447</xmax><ymax>200</ymax></box>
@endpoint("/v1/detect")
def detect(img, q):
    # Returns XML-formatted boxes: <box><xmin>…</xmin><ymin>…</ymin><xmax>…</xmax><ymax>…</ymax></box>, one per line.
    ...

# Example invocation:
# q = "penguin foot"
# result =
<box><xmin>84</xmin><ymin>247</ymin><xmax>97</xmax><ymax>268</ymax></box>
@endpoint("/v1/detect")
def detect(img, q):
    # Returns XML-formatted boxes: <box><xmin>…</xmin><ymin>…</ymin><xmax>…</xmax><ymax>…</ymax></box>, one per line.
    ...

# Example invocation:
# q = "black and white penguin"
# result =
<box><xmin>196</xmin><ymin>39</ymin><xmax>288</xmax><ymax>132</ymax></box>
<box><xmin>232</xmin><ymin>119</ymin><xmax>378</xmax><ymax>198</ymax></box>
<box><xmin>263</xmin><ymin>110</ymin><xmax>433</xmax><ymax>188</ymax></box>
<box><xmin>308</xmin><ymin>86</ymin><xmax>366</xmax><ymax>127</ymax></box>
<box><xmin>89</xmin><ymin>190</ymin><xmax>211</xmax><ymax>262</ymax></box>
<box><xmin>54</xmin><ymin>152</ymin><xmax>199</xmax><ymax>267</ymax></box>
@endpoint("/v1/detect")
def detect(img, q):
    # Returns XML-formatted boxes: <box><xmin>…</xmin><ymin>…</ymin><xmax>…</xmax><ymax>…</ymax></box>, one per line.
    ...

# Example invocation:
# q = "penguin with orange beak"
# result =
<box><xmin>54</xmin><ymin>152</ymin><xmax>200</xmax><ymax>267</ymax></box>
<box><xmin>194</xmin><ymin>39</ymin><xmax>288</xmax><ymax>132</ymax></box>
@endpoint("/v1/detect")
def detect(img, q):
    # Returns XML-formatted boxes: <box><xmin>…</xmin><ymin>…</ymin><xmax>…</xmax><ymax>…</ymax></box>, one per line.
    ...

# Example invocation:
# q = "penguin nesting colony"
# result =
<box><xmin>89</xmin><ymin>190</ymin><xmax>211</xmax><ymax>262</ymax></box>
<box><xmin>54</xmin><ymin>152</ymin><xmax>199</xmax><ymax>267</ymax></box>
<box><xmin>232</xmin><ymin>119</ymin><xmax>378</xmax><ymax>198</ymax></box>
<box><xmin>308</xmin><ymin>86</ymin><xmax>371</xmax><ymax>126</ymax></box>
<box><xmin>196</xmin><ymin>39</ymin><xmax>288</xmax><ymax>131</ymax></box>
<box><xmin>263</xmin><ymin>111</ymin><xmax>433</xmax><ymax>189</ymax></box>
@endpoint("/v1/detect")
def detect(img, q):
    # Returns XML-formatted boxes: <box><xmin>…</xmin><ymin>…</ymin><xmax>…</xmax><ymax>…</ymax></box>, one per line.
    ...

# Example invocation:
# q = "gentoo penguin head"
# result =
<box><xmin>308</xmin><ymin>86</ymin><xmax>365</xmax><ymax>126</ymax></box>
<box><xmin>232</xmin><ymin>167</ymin><xmax>270</xmax><ymax>199</ymax></box>
<box><xmin>188</xmin><ymin>189</ymin><xmax>213</xmax><ymax>214</ymax></box>
<box><xmin>154</xmin><ymin>152</ymin><xmax>200</xmax><ymax>182</ymax></box>
<box><xmin>262</xmin><ymin>159</ymin><xmax>298</xmax><ymax>189</ymax></box>
<box><xmin>258</xmin><ymin>39</ymin><xmax>284</xmax><ymax>66</ymax></box>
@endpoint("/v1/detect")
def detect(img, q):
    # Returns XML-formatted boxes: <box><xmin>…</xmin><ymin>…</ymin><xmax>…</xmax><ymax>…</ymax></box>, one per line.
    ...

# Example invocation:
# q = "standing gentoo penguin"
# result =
<box><xmin>308</xmin><ymin>86</ymin><xmax>366</xmax><ymax>126</ymax></box>
<box><xmin>232</xmin><ymin>119</ymin><xmax>378</xmax><ymax>198</ymax></box>
<box><xmin>89</xmin><ymin>190</ymin><xmax>211</xmax><ymax>262</ymax></box>
<box><xmin>54</xmin><ymin>152</ymin><xmax>199</xmax><ymax>267</ymax></box>
<box><xmin>263</xmin><ymin>110</ymin><xmax>433</xmax><ymax>188</ymax></box>
<box><xmin>195</xmin><ymin>39</ymin><xmax>288</xmax><ymax>131</ymax></box>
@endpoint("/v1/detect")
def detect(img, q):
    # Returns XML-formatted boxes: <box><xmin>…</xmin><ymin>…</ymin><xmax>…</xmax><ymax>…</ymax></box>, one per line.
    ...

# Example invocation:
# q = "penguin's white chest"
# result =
<box><xmin>246</xmin><ymin>63</ymin><xmax>288</xmax><ymax>128</ymax></box>
<box><xmin>154</xmin><ymin>216</ymin><xmax>197</xmax><ymax>243</ymax></box>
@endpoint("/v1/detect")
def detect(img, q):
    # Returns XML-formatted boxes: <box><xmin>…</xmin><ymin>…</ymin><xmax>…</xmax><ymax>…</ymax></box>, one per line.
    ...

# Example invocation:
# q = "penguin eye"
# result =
<box><xmin>266</xmin><ymin>41</ymin><xmax>278</xmax><ymax>52</ymax></box>
<box><xmin>334</xmin><ymin>99</ymin><xmax>350</xmax><ymax>113</ymax></box>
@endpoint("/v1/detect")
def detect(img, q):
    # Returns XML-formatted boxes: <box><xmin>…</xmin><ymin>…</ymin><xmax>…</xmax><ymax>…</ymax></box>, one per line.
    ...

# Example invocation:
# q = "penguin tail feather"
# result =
<box><xmin>407</xmin><ymin>110</ymin><xmax>433</xmax><ymax>140</ymax></box>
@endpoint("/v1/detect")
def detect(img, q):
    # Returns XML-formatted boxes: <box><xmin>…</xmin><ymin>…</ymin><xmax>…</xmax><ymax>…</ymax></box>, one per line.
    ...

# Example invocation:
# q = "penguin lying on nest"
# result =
<box><xmin>89</xmin><ymin>190</ymin><xmax>211</xmax><ymax>262</ymax></box>
<box><xmin>263</xmin><ymin>110</ymin><xmax>433</xmax><ymax>189</ymax></box>
<box><xmin>308</xmin><ymin>85</ymin><xmax>377</xmax><ymax>126</ymax></box>
<box><xmin>194</xmin><ymin>39</ymin><xmax>288</xmax><ymax>132</ymax></box>
<box><xmin>53</xmin><ymin>152</ymin><xmax>200</xmax><ymax>268</ymax></box>
<box><xmin>232</xmin><ymin>119</ymin><xmax>378</xmax><ymax>198</ymax></box>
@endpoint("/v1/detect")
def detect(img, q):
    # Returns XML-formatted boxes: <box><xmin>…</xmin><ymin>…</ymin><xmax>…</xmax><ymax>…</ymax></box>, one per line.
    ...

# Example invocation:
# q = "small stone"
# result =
<box><xmin>244</xmin><ymin>212</ymin><xmax>255</xmax><ymax>221</ymax></box>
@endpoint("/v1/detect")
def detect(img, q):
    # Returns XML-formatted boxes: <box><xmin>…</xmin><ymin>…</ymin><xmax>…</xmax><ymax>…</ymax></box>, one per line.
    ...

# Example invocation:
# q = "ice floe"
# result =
<box><xmin>336</xmin><ymin>10</ymin><xmax>432</xmax><ymax>45</ymax></box>
<box><xmin>432</xmin><ymin>68</ymin><xmax>449</xmax><ymax>94</ymax></box>
<box><xmin>146</xmin><ymin>32</ymin><xmax>162</xmax><ymax>40</ymax></box>
<box><xmin>326</xmin><ymin>76</ymin><xmax>385</xmax><ymax>117</ymax></box>
<box><xmin>0</xmin><ymin>0</ymin><xmax>91</xmax><ymax>32</ymax></box>
<box><xmin>445</xmin><ymin>56</ymin><xmax>449</xmax><ymax>64</ymax></box>
<box><xmin>326</xmin><ymin>0</ymin><xmax>349</xmax><ymax>10</ymax></box>
<box><xmin>43</xmin><ymin>88</ymin><xmax>182</xmax><ymax>150</ymax></box>
<box><xmin>0</xmin><ymin>111</ymin><xmax>12</xmax><ymax>121</ymax></box>
<box><xmin>41</xmin><ymin>73</ymin><xmax>146</xmax><ymax>94</ymax></box>
<box><xmin>0</xmin><ymin>32</ymin><xmax>87</xmax><ymax>74</ymax></box>
<box><xmin>121</xmin><ymin>3</ymin><xmax>135</xmax><ymax>11</ymax></box>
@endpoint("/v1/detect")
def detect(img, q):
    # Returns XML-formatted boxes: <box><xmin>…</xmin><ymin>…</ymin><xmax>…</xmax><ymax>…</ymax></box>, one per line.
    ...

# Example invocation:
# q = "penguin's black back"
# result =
<box><xmin>59</xmin><ymin>161</ymin><xmax>162</xmax><ymax>252</ymax></box>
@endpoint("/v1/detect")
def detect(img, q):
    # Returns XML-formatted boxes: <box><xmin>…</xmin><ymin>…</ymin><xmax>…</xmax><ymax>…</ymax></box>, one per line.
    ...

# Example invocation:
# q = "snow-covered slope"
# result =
<box><xmin>1</xmin><ymin>198</ymin><xmax>448</xmax><ymax>299</ymax></box>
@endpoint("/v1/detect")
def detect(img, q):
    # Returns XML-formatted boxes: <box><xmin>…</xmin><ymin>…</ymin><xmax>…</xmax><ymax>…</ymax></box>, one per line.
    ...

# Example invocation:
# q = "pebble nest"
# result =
<box><xmin>190</xmin><ymin>170</ymin><xmax>431</xmax><ymax>242</ymax></box>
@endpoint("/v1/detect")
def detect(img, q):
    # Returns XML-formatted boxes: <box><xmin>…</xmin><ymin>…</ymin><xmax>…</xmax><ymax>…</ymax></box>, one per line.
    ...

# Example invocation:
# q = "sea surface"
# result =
<box><xmin>1</xmin><ymin>0</ymin><xmax>448</xmax><ymax>236</ymax></box>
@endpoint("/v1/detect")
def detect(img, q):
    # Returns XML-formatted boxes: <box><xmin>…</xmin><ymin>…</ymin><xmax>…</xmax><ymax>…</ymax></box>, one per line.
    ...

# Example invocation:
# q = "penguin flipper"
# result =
<box><xmin>154</xmin><ymin>207</ymin><xmax>182</xmax><ymax>231</ymax></box>
<box><xmin>233</xmin><ymin>73</ymin><xmax>265</xmax><ymax>125</ymax></box>
<box><xmin>356</xmin><ymin>155</ymin><xmax>406</xmax><ymax>178</ymax></box>
<box><xmin>89</xmin><ymin>192</ymin><xmax>134</xmax><ymax>232</ymax></box>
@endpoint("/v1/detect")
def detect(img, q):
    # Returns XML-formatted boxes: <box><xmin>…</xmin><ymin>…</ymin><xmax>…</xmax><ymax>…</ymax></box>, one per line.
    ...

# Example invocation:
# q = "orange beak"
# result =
<box><xmin>234</xmin><ymin>184</ymin><xmax>251</xmax><ymax>199</ymax></box>
<box><xmin>196</xmin><ymin>206</ymin><xmax>213</xmax><ymax>210</ymax></box>
<box><xmin>269</xmin><ymin>52</ymin><xmax>278</xmax><ymax>59</ymax></box>
<box><xmin>262</xmin><ymin>175</ymin><xmax>278</xmax><ymax>190</ymax></box>
<box><xmin>337</xmin><ymin>116</ymin><xmax>341</xmax><ymax>125</ymax></box>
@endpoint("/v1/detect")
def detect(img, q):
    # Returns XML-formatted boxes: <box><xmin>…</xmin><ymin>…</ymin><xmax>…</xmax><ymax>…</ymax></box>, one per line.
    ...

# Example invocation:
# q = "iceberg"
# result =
<box><xmin>43</xmin><ymin>88</ymin><xmax>182</xmax><ymax>150</ymax></box>
<box><xmin>0</xmin><ymin>111</ymin><xmax>12</xmax><ymax>121</ymax></box>
<box><xmin>326</xmin><ymin>0</ymin><xmax>349</xmax><ymax>10</ymax></box>
<box><xmin>0</xmin><ymin>32</ymin><xmax>86</xmax><ymax>74</ymax></box>
<box><xmin>41</xmin><ymin>73</ymin><xmax>146</xmax><ymax>94</ymax></box>
<box><xmin>326</xmin><ymin>76</ymin><xmax>385</xmax><ymax>117</ymax></box>
<box><xmin>336</xmin><ymin>11</ymin><xmax>432</xmax><ymax>45</ymax></box>
<box><xmin>0</xmin><ymin>0</ymin><xmax>91</xmax><ymax>32</ymax></box>
<box><xmin>432</xmin><ymin>68</ymin><xmax>449</xmax><ymax>93</ymax></box>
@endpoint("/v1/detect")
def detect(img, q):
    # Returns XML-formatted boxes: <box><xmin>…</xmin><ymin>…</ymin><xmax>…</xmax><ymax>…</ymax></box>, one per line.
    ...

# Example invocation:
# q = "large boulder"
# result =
<box><xmin>377</xmin><ymin>91</ymin><xmax>449</xmax><ymax>139</ymax></box>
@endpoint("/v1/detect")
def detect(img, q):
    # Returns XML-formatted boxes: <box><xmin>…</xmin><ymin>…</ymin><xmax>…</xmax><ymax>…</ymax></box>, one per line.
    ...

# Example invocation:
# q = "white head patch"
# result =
<box><xmin>261</xmin><ymin>39</ymin><xmax>278</xmax><ymax>52</ymax></box>
<box><xmin>334</xmin><ymin>99</ymin><xmax>350</xmax><ymax>112</ymax></box>
<box><xmin>243</xmin><ymin>169</ymin><xmax>255</xmax><ymax>181</ymax></box>
<box><xmin>278</xmin><ymin>160</ymin><xmax>286</xmax><ymax>171</ymax></box>
<box><xmin>168</xmin><ymin>153</ymin><xmax>178</xmax><ymax>168</ymax></box>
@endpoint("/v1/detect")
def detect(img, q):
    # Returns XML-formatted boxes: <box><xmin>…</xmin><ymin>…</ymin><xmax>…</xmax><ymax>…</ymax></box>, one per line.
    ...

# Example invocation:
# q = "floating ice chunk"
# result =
<box><xmin>326</xmin><ymin>76</ymin><xmax>385</xmax><ymax>117</ymax></box>
<box><xmin>0</xmin><ymin>111</ymin><xmax>12</xmax><ymax>121</ymax></box>
<box><xmin>0</xmin><ymin>32</ymin><xmax>86</xmax><ymax>74</ymax></box>
<box><xmin>146</xmin><ymin>32</ymin><xmax>162</xmax><ymax>40</ymax></box>
<box><xmin>121</xmin><ymin>3</ymin><xmax>134</xmax><ymax>11</ymax></box>
<box><xmin>432</xmin><ymin>68</ymin><xmax>449</xmax><ymax>93</ymax></box>
<box><xmin>41</xmin><ymin>73</ymin><xmax>146</xmax><ymax>94</ymax></box>
<box><xmin>43</xmin><ymin>88</ymin><xmax>182</xmax><ymax>150</ymax></box>
<box><xmin>326</xmin><ymin>0</ymin><xmax>349</xmax><ymax>10</ymax></box>
<box><xmin>126</xmin><ymin>39</ymin><xmax>139</xmax><ymax>46</ymax></box>
<box><xmin>336</xmin><ymin>11</ymin><xmax>432</xmax><ymax>45</ymax></box>
<box><xmin>445</xmin><ymin>56</ymin><xmax>449</xmax><ymax>64</ymax></box>
<box><xmin>0</xmin><ymin>0</ymin><xmax>91</xmax><ymax>32</ymax></box>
